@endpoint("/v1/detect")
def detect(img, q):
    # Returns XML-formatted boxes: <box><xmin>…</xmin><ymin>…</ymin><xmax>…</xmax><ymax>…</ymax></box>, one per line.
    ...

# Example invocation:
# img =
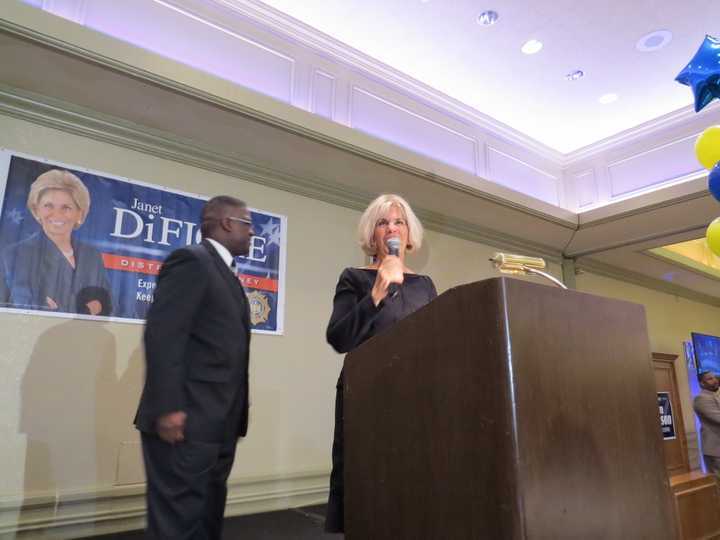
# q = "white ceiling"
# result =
<box><xmin>252</xmin><ymin>0</ymin><xmax>719</xmax><ymax>153</ymax></box>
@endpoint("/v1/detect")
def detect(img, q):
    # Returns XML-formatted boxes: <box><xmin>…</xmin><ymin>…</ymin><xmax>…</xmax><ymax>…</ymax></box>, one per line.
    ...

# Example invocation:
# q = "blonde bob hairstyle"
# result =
<box><xmin>358</xmin><ymin>194</ymin><xmax>424</xmax><ymax>257</ymax></box>
<box><xmin>27</xmin><ymin>169</ymin><xmax>91</xmax><ymax>228</ymax></box>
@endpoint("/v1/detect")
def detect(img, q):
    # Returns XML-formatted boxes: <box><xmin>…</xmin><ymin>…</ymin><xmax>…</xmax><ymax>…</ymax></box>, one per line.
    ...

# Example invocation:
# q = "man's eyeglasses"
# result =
<box><xmin>227</xmin><ymin>216</ymin><xmax>253</xmax><ymax>226</ymax></box>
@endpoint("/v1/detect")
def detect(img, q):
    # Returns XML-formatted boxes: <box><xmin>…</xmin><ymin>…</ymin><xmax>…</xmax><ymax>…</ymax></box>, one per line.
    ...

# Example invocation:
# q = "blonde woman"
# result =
<box><xmin>324</xmin><ymin>194</ymin><xmax>437</xmax><ymax>533</ymax></box>
<box><xmin>0</xmin><ymin>169</ymin><xmax>112</xmax><ymax>315</ymax></box>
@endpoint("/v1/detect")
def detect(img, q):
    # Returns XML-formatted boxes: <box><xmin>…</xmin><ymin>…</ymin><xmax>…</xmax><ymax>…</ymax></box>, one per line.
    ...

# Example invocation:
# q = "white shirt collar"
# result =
<box><xmin>205</xmin><ymin>237</ymin><xmax>234</xmax><ymax>269</ymax></box>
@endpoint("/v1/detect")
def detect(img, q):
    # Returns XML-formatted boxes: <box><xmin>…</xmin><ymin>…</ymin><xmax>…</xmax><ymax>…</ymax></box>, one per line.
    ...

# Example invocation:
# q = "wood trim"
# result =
<box><xmin>653</xmin><ymin>352</ymin><xmax>691</xmax><ymax>476</ymax></box>
<box><xmin>653</xmin><ymin>352</ymin><xmax>681</xmax><ymax>363</ymax></box>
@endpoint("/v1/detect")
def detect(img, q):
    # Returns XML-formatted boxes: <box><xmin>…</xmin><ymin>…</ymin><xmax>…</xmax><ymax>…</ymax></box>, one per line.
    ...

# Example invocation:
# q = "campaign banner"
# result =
<box><xmin>657</xmin><ymin>392</ymin><xmax>676</xmax><ymax>440</ymax></box>
<box><xmin>0</xmin><ymin>150</ymin><xmax>286</xmax><ymax>334</ymax></box>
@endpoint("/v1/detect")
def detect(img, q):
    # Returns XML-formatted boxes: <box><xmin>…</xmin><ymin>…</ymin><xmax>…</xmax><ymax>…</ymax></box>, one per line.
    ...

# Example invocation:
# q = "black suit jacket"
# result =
<box><xmin>0</xmin><ymin>231</ymin><xmax>112</xmax><ymax>314</ymax></box>
<box><xmin>135</xmin><ymin>240</ymin><xmax>251</xmax><ymax>443</ymax></box>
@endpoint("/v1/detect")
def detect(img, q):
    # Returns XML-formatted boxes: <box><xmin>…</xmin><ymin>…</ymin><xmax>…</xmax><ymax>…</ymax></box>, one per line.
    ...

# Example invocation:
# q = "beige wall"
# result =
<box><xmin>576</xmin><ymin>271</ymin><xmax>720</xmax><ymax>443</ymax></box>
<box><xmin>0</xmin><ymin>114</ymin><xmax>351</xmax><ymax>498</ymax></box>
<box><xmin>0</xmin><ymin>114</ymin><xmax>560</xmax><ymax>502</ymax></box>
<box><xmin>0</xmin><ymin>108</ymin><xmax>713</xmax><ymax>536</ymax></box>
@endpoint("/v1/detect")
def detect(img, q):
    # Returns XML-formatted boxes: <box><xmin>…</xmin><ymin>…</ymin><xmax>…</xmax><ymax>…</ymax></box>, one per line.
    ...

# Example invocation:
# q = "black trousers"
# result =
<box><xmin>141</xmin><ymin>432</ymin><xmax>238</xmax><ymax>540</ymax></box>
<box><xmin>325</xmin><ymin>382</ymin><xmax>344</xmax><ymax>533</ymax></box>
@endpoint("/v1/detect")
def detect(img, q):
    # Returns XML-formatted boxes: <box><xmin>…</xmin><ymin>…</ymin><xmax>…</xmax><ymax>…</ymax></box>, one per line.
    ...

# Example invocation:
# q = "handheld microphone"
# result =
<box><xmin>385</xmin><ymin>237</ymin><xmax>401</xmax><ymax>298</ymax></box>
<box><xmin>386</xmin><ymin>237</ymin><xmax>401</xmax><ymax>257</ymax></box>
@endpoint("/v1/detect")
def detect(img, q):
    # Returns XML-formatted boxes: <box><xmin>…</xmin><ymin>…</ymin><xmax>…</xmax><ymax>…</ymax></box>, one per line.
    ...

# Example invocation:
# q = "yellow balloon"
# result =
<box><xmin>706</xmin><ymin>218</ymin><xmax>720</xmax><ymax>257</ymax></box>
<box><xmin>696</xmin><ymin>126</ymin><xmax>720</xmax><ymax>170</ymax></box>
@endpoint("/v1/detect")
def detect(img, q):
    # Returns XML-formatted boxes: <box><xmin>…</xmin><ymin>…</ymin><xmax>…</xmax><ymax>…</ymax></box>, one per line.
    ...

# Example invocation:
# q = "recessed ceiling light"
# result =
<box><xmin>636</xmin><ymin>29</ymin><xmax>673</xmax><ymax>52</ymax></box>
<box><xmin>521</xmin><ymin>39</ymin><xmax>543</xmax><ymax>55</ymax></box>
<box><xmin>477</xmin><ymin>10</ymin><xmax>499</xmax><ymax>26</ymax></box>
<box><xmin>598</xmin><ymin>93</ymin><xmax>618</xmax><ymax>105</ymax></box>
<box><xmin>565</xmin><ymin>69</ymin><xmax>584</xmax><ymax>81</ymax></box>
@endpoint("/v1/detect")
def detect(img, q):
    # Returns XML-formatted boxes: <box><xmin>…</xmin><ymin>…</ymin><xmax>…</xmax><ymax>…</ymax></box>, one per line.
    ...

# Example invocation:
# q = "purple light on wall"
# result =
<box><xmin>80</xmin><ymin>0</ymin><xmax>295</xmax><ymax>104</ymax></box>
<box><xmin>685</xmin><ymin>340</ymin><xmax>705</xmax><ymax>472</ymax></box>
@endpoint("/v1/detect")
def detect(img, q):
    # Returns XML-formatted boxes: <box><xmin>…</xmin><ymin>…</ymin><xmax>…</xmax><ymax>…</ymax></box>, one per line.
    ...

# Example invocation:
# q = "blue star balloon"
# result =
<box><xmin>676</xmin><ymin>35</ymin><xmax>720</xmax><ymax>113</ymax></box>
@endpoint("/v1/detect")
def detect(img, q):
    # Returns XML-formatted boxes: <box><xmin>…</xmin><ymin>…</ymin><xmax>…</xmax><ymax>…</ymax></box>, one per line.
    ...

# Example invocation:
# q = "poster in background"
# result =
<box><xmin>0</xmin><ymin>150</ymin><xmax>286</xmax><ymax>334</ymax></box>
<box><xmin>657</xmin><ymin>392</ymin><xmax>676</xmax><ymax>440</ymax></box>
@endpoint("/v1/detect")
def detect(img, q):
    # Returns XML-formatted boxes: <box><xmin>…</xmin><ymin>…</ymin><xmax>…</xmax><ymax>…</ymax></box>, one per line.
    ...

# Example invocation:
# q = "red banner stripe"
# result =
<box><xmin>103</xmin><ymin>253</ymin><xmax>163</xmax><ymax>275</ymax></box>
<box><xmin>102</xmin><ymin>253</ymin><xmax>278</xmax><ymax>292</ymax></box>
<box><xmin>238</xmin><ymin>274</ymin><xmax>278</xmax><ymax>293</ymax></box>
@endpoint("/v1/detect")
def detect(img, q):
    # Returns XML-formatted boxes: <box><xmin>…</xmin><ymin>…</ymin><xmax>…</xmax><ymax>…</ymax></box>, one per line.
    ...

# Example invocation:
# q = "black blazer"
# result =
<box><xmin>135</xmin><ymin>240</ymin><xmax>251</xmax><ymax>442</ymax></box>
<box><xmin>0</xmin><ymin>231</ymin><xmax>112</xmax><ymax>314</ymax></box>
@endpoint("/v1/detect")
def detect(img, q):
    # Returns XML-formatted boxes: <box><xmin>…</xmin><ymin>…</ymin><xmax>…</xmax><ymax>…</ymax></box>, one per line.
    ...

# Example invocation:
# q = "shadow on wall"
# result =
<box><xmin>410</xmin><ymin>234</ymin><xmax>430</xmax><ymax>274</ymax></box>
<box><xmin>16</xmin><ymin>319</ymin><xmax>144</xmax><ymax>535</ymax></box>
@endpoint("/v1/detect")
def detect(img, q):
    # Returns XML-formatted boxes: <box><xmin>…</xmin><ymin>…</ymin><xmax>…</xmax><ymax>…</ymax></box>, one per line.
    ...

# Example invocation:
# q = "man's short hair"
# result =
<box><xmin>699</xmin><ymin>371</ymin><xmax>714</xmax><ymax>383</ymax></box>
<box><xmin>200</xmin><ymin>196</ymin><xmax>246</xmax><ymax>236</ymax></box>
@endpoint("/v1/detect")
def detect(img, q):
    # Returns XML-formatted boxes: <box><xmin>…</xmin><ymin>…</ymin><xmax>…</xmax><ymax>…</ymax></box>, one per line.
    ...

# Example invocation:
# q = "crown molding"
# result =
<box><xmin>11</xmin><ymin>0</ymin><xmax>717</xmax><ymax>197</ymax></box>
<box><xmin>0</xmin><ymin>84</ymin><xmax>566</xmax><ymax>262</ymax></box>
<box><xmin>10</xmin><ymin>0</ymin><xmax>713</xmax><ymax>217</ymax></box>
<box><xmin>578</xmin><ymin>190</ymin><xmax>711</xmax><ymax>230</ymax></box>
<box><xmin>564</xmin><ymin>102</ymin><xmax>720</xmax><ymax>165</ymax></box>
<box><xmin>0</xmin><ymin>8</ymin><xmax>576</xmax><ymax>228</ymax></box>
<box><xmin>201</xmin><ymin>0</ymin><xmax>566</xmax><ymax>163</ymax></box>
<box><xmin>567</xmin><ymin>223</ymin><xmax>708</xmax><ymax>259</ymax></box>
<box><xmin>575</xmin><ymin>258</ymin><xmax>720</xmax><ymax>308</ymax></box>
<box><xmin>197</xmin><ymin>0</ymin><xmax>717</xmax><ymax>169</ymax></box>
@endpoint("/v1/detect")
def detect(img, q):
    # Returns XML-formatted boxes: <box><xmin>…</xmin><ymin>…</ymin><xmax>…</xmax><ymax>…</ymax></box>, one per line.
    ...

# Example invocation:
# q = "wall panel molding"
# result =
<box><xmin>211</xmin><ymin>0</ymin><xmax>564</xmax><ymax>163</ymax></box>
<box><xmin>13</xmin><ymin>0</ymin><xmax>716</xmax><ymax>216</ymax></box>
<box><xmin>84</xmin><ymin>0</ymin><xmax>297</xmax><ymax>104</ymax></box>
<box><xmin>11</xmin><ymin>0</ymin><xmax>720</xmax><ymax>214</ymax></box>
<box><xmin>310</xmin><ymin>69</ymin><xmax>335</xmax><ymax>121</ymax></box>
<box><xmin>573</xmin><ymin>169</ymin><xmax>599</xmax><ymax>209</ymax></box>
<box><xmin>42</xmin><ymin>0</ymin><xmax>87</xmax><ymax>23</ymax></box>
<box><xmin>607</xmin><ymin>134</ymin><xmax>703</xmax><ymax>199</ymax></box>
<box><xmin>0</xmin><ymin>11</ymin><xmax>574</xmax><ymax>226</ymax></box>
<box><xmin>349</xmin><ymin>86</ymin><xmax>479</xmax><ymax>175</ymax></box>
<box><xmin>487</xmin><ymin>146</ymin><xmax>560</xmax><ymax>206</ymax></box>
<box><xmin>0</xmin><ymin>470</ymin><xmax>328</xmax><ymax>539</ymax></box>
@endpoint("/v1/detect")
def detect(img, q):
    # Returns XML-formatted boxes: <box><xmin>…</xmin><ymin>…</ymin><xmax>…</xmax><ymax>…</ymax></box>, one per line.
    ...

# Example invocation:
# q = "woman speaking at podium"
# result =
<box><xmin>324</xmin><ymin>194</ymin><xmax>437</xmax><ymax>533</ymax></box>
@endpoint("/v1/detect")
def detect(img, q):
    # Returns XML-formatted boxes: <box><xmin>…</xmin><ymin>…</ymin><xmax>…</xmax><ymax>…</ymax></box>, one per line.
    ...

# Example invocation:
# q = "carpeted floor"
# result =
<box><xmin>83</xmin><ymin>504</ymin><xmax>340</xmax><ymax>539</ymax></box>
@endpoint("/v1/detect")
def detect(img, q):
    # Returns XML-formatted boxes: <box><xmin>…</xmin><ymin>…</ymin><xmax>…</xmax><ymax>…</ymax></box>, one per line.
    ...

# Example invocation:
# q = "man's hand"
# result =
<box><xmin>156</xmin><ymin>411</ymin><xmax>187</xmax><ymax>444</ymax></box>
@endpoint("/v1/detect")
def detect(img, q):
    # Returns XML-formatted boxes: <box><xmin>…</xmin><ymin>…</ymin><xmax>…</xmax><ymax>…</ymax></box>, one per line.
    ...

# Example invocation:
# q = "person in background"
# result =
<box><xmin>693</xmin><ymin>371</ymin><xmax>720</xmax><ymax>475</ymax></box>
<box><xmin>0</xmin><ymin>169</ymin><xmax>112</xmax><ymax>315</ymax></box>
<box><xmin>324</xmin><ymin>193</ymin><xmax>437</xmax><ymax>533</ymax></box>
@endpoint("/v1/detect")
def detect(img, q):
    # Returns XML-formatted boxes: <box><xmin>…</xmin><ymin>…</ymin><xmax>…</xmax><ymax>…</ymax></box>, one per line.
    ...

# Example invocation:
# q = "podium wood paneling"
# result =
<box><xmin>670</xmin><ymin>472</ymin><xmax>720</xmax><ymax>540</ymax></box>
<box><xmin>344</xmin><ymin>277</ymin><xmax>676</xmax><ymax>540</ymax></box>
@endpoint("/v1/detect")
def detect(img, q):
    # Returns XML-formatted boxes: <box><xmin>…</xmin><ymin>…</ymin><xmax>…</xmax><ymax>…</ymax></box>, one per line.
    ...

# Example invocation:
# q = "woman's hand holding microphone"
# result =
<box><xmin>371</xmin><ymin>237</ymin><xmax>404</xmax><ymax>306</ymax></box>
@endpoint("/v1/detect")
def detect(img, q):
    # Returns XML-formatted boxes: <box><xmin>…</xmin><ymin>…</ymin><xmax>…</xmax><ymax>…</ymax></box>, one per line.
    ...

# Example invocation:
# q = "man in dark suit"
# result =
<box><xmin>135</xmin><ymin>195</ymin><xmax>255</xmax><ymax>539</ymax></box>
<box><xmin>694</xmin><ymin>371</ymin><xmax>720</xmax><ymax>475</ymax></box>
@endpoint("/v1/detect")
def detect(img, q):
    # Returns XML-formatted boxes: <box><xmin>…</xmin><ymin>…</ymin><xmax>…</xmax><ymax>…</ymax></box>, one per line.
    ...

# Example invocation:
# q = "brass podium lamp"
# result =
<box><xmin>490</xmin><ymin>252</ymin><xmax>567</xmax><ymax>289</ymax></box>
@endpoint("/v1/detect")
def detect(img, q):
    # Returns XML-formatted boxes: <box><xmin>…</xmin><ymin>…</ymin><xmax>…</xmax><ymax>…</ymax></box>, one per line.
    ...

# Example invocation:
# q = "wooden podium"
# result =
<box><xmin>344</xmin><ymin>278</ymin><xmax>677</xmax><ymax>539</ymax></box>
